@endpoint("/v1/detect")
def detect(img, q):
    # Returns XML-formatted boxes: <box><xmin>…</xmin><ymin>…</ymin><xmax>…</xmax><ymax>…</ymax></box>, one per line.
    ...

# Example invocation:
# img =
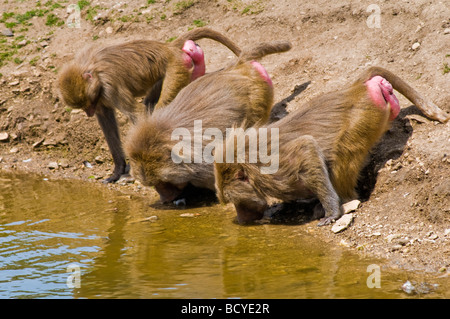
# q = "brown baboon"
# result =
<box><xmin>125</xmin><ymin>41</ymin><xmax>292</xmax><ymax>203</ymax></box>
<box><xmin>214</xmin><ymin>66</ymin><xmax>449</xmax><ymax>225</ymax></box>
<box><xmin>58</xmin><ymin>27</ymin><xmax>242</xmax><ymax>182</ymax></box>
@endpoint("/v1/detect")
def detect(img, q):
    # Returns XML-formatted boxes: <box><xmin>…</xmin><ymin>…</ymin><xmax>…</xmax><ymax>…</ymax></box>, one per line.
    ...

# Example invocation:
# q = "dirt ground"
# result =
<box><xmin>0</xmin><ymin>0</ymin><xmax>449</xmax><ymax>275</ymax></box>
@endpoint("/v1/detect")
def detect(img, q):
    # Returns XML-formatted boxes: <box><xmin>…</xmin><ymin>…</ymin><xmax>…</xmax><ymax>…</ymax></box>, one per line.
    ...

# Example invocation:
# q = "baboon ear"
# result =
<box><xmin>235</xmin><ymin>169</ymin><xmax>249</xmax><ymax>183</ymax></box>
<box><xmin>82</xmin><ymin>72</ymin><xmax>93</xmax><ymax>81</ymax></box>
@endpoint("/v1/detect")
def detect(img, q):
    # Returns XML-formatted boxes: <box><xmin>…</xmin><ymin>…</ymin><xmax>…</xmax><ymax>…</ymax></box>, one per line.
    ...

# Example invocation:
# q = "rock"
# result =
<box><xmin>58</xmin><ymin>159</ymin><xmax>70</xmax><ymax>168</ymax></box>
<box><xmin>411</xmin><ymin>42</ymin><xmax>420</xmax><ymax>50</ymax></box>
<box><xmin>342</xmin><ymin>199</ymin><xmax>360</xmax><ymax>214</ymax></box>
<box><xmin>180</xmin><ymin>213</ymin><xmax>195</xmax><ymax>217</ymax></box>
<box><xmin>9</xmin><ymin>147</ymin><xmax>19</xmax><ymax>153</ymax></box>
<box><xmin>0</xmin><ymin>132</ymin><xmax>9</xmax><ymax>142</ymax></box>
<box><xmin>17</xmin><ymin>40</ymin><xmax>27</xmax><ymax>47</ymax></box>
<box><xmin>94</xmin><ymin>155</ymin><xmax>104</xmax><ymax>163</ymax></box>
<box><xmin>444</xmin><ymin>28</ymin><xmax>450</xmax><ymax>35</ymax></box>
<box><xmin>32</xmin><ymin>138</ymin><xmax>45</xmax><ymax>148</ymax></box>
<box><xmin>48</xmin><ymin>161</ymin><xmax>59</xmax><ymax>169</ymax></box>
<box><xmin>8</xmin><ymin>80</ymin><xmax>20</xmax><ymax>86</ymax></box>
<box><xmin>83</xmin><ymin>161</ymin><xmax>93</xmax><ymax>168</ymax></box>
<box><xmin>141</xmin><ymin>216</ymin><xmax>158</xmax><ymax>222</ymax></box>
<box><xmin>105</xmin><ymin>26</ymin><xmax>113</xmax><ymax>34</ymax></box>
<box><xmin>402</xmin><ymin>280</ymin><xmax>415</xmax><ymax>294</ymax></box>
<box><xmin>2</xmin><ymin>28</ymin><xmax>13</xmax><ymax>37</ymax></box>
<box><xmin>331</xmin><ymin>213</ymin><xmax>353</xmax><ymax>233</ymax></box>
<box><xmin>43</xmin><ymin>139</ymin><xmax>57</xmax><ymax>146</ymax></box>
<box><xmin>444</xmin><ymin>229</ymin><xmax>450</xmax><ymax>236</ymax></box>
<box><xmin>174</xmin><ymin>198</ymin><xmax>187</xmax><ymax>206</ymax></box>
<box><xmin>40</xmin><ymin>41</ymin><xmax>49</xmax><ymax>47</ymax></box>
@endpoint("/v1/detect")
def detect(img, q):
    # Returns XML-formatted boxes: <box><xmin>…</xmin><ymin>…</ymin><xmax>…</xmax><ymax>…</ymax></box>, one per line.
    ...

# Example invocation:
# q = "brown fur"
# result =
<box><xmin>215</xmin><ymin>66</ymin><xmax>448</xmax><ymax>225</ymax></box>
<box><xmin>57</xmin><ymin>27</ymin><xmax>242</xmax><ymax>182</ymax></box>
<box><xmin>125</xmin><ymin>41</ymin><xmax>292</xmax><ymax>203</ymax></box>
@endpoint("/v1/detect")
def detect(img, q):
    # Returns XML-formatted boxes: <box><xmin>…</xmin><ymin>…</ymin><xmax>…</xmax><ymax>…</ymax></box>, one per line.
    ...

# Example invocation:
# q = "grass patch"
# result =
<box><xmin>45</xmin><ymin>13</ymin><xmax>64</xmax><ymax>26</ymax></box>
<box><xmin>443</xmin><ymin>63</ymin><xmax>450</xmax><ymax>74</ymax></box>
<box><xmin>77</xmin><ymin>0</ymin><xmax>90</xmax><ymax>10</ymax></box>
<box><xmin>174</xmin><ymin>0</ymin><xmax>194</xmax><ymax>14</ymax></box>
<box><xmin>160</xmin><ymin>13</ymin><xmax>166</xmax><ymax>20</ymax></box>
<box><xmin>29</xmin><ymin>56</ymin><xmax>40</xmax><ymax>66</ymax></box>
<box><xmin>85</xmin><ymin>6</ymin><xmax>99</xmax><ymax>21</ymax></box>
<box><xmin>13</xmin><ymin>57</ymin><xmax>23</xmax><ymax>64</ymax></box>
<box><xmin>166</xmin><ymin>36</ymin><xmax>177</xmax><ymax>43</ymax></box>
<box><xmin>193</xmin><ymin>19</ymin><xmax>207</xmax><ymax>27</ymax></box>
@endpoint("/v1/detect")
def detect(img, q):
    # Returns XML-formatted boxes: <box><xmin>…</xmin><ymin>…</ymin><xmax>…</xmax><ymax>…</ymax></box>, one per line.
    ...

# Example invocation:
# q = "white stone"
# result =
<box><xmin>332</xmin><ymin>213</ymin><xmax>354</xmax><ymax>233</ymax></box>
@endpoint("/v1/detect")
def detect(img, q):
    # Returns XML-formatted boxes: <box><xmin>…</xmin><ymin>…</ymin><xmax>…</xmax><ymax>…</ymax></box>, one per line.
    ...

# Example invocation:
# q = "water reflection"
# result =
<box><xmin>0</xmin><ymin>172</ymin><xmax>447</xmax><ymax>298</ymax></box>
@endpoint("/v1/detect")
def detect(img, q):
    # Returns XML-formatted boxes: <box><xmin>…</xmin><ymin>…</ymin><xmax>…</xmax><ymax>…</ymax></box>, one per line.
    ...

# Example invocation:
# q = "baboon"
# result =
<box><xmin>214</xmin><ymin>66</ymin><xmax>449</xmax><ymax>225</ymax></box>
<box><xmin>125</xmin><ymin>41</ymin><xmax>292</xmax><ymax>203</ymax></box>
<box><xmin>58</xmin><ymin>27</ymin><xmax>242</xmax><ymax>183</ymax></box>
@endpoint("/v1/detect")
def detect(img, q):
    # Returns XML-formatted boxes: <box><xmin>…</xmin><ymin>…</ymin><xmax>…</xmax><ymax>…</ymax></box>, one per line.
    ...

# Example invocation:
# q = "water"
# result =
<box><xmin>0</xmin><ymin>172</ymin><xmax>447</xmax><ymax>299</ymax></box>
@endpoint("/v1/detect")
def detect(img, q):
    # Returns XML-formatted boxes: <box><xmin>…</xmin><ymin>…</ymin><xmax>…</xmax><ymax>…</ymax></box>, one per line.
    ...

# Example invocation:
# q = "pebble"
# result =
<box><xmin>444</xmin><ymin>28</ymin><xmax>450</xmax><ymax>35</ymax></box>
<box><xmin>105</xmin><ymin>26</ymin><xmax>113</xmax><ymax>34</ymax></box>
<box><xmin>9</xmin><ymin>147</ymin><xmax>19</xmax><ymax>153</ymax></box>
<box><xmin>8</xmin><ymin>80</ymin><xmax>20</xmax><ymax>86</ymax></box>
<box><xmin>95</xmin><ymin>155</ymin><xmax>104</xmax><ymax>163</ymax></box>
<box><xmin>342</xmin><ymin>200</ymin><xmax>360</xmax><ymax>214</ymax></box>
<box><xmin>331</xmin><ymin>213</ymin><xmax>353</xmax><ymax>233</ymax></box>
<box><xmin>174</xmin><ymin>198</ymin><xmax>187</xmax><ymax>206</ymax></box>
<box><xmin>411</xmin><ymin>42</ymin><xmax>420</xmax><ymax>50</ymax></box>
<box><xmin>1</xmin><ymin>28</ymin><xmax>13</xmax><ymax>37</ymax></box>
<box><xmin>180</xmin><ymin>213</ymin><xmax>195</xmax><ymax>217</ymax></box>
<box><xmin>0</xmin><ymin>132</ymin><xmax>9</xmax><ymax>142</ymax></box>
<box><xmin>401</xmin><ymin>280</ymin><xmax>415</xmax><ymax>294</ymax></box>
<box><xmin>48</xmin><ymin>161</ymin><xmax>59</xmax><ymax>169</ymax></box>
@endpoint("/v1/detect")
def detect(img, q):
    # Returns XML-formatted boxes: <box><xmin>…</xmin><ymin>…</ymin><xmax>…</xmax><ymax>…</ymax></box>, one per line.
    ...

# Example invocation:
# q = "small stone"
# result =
<box><xmin>331</xmin><ymin>213</ymin><xmax>353</xmax><ymax>233</ymax></box>
<box><xmin>342</xmin><ymin>199</ymin><xmax>360</xmax><ymax>214</ymax></box>
<box><xmin>48</xmin><ymin>161</ymin><xmax>59</xmax><ymax>169</ymax></box>
<box><xmin>141</xmin><ymin>215</ymin><xmax>158</xmax><ymax>222</ymax></box>
<box><xmin>9</xmin><ymin>147</ymin><xmax>19</xmax><ymax>153</ymax></box>
<box><xmin>106</xmin><ymin>26</ymin><xmax>113</xmax><ymax>34</ymax></box>
<box><xmin>8</xmin><ymin>80</ymin><xmax>20</xmax><ymax>86</ymax></box>
<box><xmin>402</xmin><ymin>281</ymin><xmax>415</xmax><ymax>294</ymax></box>
<box><xmin>94</xmin><ymin>155</ymin><xmax>104</xmax><ymax>163</ymax></box>
<box><xmin>444</xmin><ymin>229</ymin><xmax>450</xmax><ymax>236</ymax></box>
<box><xmin>180</xmin><ymin>213</ymin><xmax>195</xmax><ymax>217</ymax></box>
<box><xmin>411</xmin><ymin>42</ymin><xmax>420</xmax><ymax>50</ymax></box>
<box><xmin>40</xmin><ymin>41</ymin><xmax>49</xmax><ymax>47</ymax></box>
<box><xmin>1</xmin><ymin>28</ymin><xmax>13</xmax><ymax>37</ymax></box>
<box><xmin>58</xmin><ymin>159</ymin><xmax>70</xmax><ymax>168</ymax></box>
<box><xmin>174</xmin><ymin>198</ymin><xmax>186</xmax><ymax>206</ymax></box>
<box><xmin>32</xmin><ymin>138</ymin><xmax>45</xmax><ymax>148</ymax></box>
<box><xmin>17</xmin><ymin>40</ymin><xmax>27</xmax><ymax>47</ymax></box>
<box><xmin>444</xmin><ymin>28</ymin><xmax>450</xmax><ymax>35</ymax></box>
<box><xmin>0</xmin><ymin>132</ymin><xmax>9</xmax><ymax>142</ymax></box>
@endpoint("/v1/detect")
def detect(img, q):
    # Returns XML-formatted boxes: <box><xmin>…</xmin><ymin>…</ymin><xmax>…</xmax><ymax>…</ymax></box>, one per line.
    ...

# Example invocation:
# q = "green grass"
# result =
<box><xmin>29</xmin><ymin>56</ymin><xmax>39</xmax><ymax>66</ymax></box>
<box><xmin>193</xmin><ymin>19</ymin><xmax>206</xmax><ymax>27</ymax></box>
<box><xmin>443</xmin><ymin>63</ymin><xmax>450</xmax><ymax>74</ymax></box>
<box><xmin>13</xmin><ymin>57</ymin><xmax>23</xmax><ymax>64</ymax></box>
<box><xmin>77</xmin><ymin>0</ymin><xmax>90</xmax><ymax>10</ymax></box>
<box><xmin>45</xmin><ymin>13</ymin><xmax>64</xmax><ymax>26</ymax></box>
<box><xmin>85</xmin><ymin>6</ymin><xmax>99</xmax><ymax>21</ymax></box>
<box><xmin>174</xmin><ymin>0</ymin><xmax>194</xmax><ymax>14</ymax></box>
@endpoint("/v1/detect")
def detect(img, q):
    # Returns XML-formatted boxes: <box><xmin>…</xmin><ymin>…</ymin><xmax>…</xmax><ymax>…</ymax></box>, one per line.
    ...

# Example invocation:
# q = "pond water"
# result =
<box><xmin>0</xmin><ymin>171</ymin><xmax>447</xmax><ymax>299</ymax></box>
